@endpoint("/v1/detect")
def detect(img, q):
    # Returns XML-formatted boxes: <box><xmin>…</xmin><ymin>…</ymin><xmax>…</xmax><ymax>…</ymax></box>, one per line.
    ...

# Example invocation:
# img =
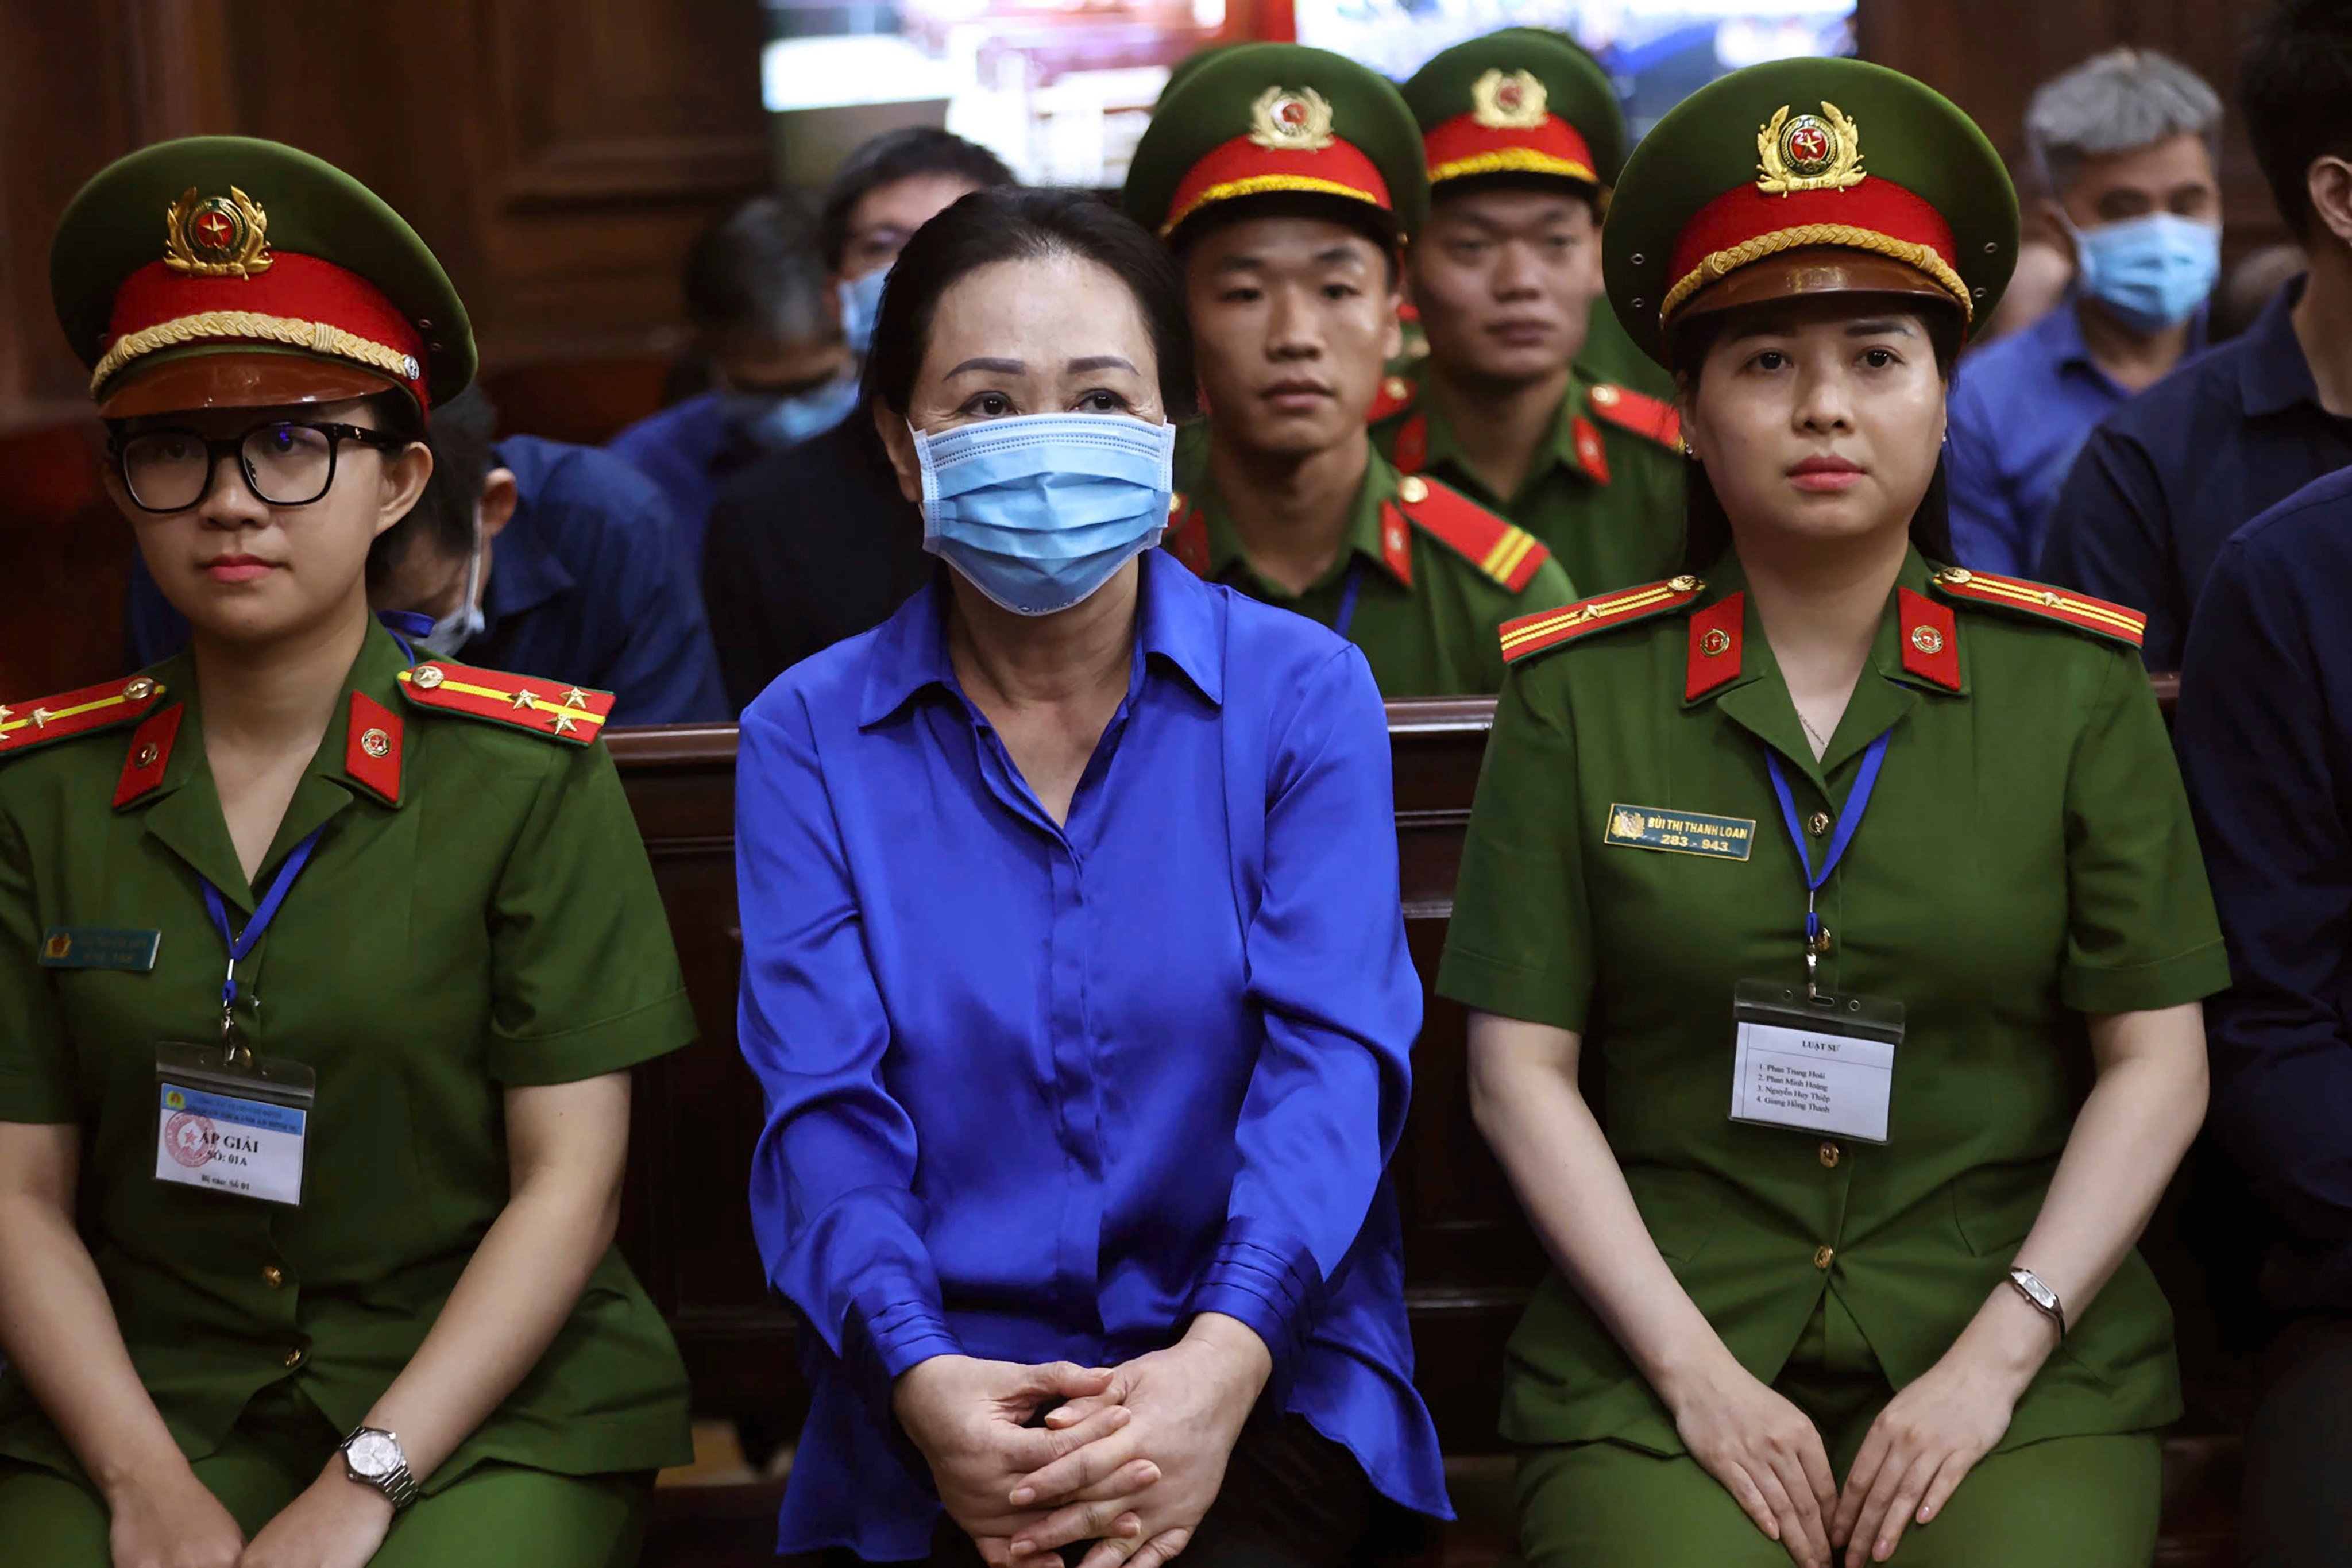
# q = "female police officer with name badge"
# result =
<box><xmin>1436</xmin><ymin>59</ymin><xmax>2228</xmax><ymax>1568</ymax></box>
<box><xmin>0</xmin><ymin>138</ymin><xmax>694</xmax><ymax>1567</ymax></box>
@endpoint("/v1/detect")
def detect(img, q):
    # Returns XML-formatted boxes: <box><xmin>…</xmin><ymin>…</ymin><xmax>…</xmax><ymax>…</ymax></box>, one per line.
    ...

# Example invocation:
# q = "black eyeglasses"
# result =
<box><xmin>111</xmin><ymin>420</ymin><xmax>409</xmax><ymax>513</ymax></box>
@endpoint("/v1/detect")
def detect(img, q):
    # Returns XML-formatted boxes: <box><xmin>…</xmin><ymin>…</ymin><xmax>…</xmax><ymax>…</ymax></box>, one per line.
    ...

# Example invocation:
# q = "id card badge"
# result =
<box><xmin>1729</xmin><ymin>979</ymin><xmax>1905</xmax><ymax>1145</ymax></box>
<box><xmin>154</xmin><ymin>1041</ymin><xmax>315</xmax><ymax>1206</ymax></box>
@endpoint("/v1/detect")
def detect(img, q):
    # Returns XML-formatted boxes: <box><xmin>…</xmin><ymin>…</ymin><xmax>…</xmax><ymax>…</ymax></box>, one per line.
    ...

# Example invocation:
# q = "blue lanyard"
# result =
<box><xmin>377</xmin><ymin>609</ymin><xmax>431</xmax><ymax>666</ymax></box>
<box><xmin>201</xmin><ymin>827</ymin><xmax>325</xmax><ymax>1045</ymax></box>
<box><xmin>1333</xmin><ymin>561</ymin><xmax>1365</xmax><ymax>640</ymax></box>
<box><xmin>1764</xmin><ymin>731</ymin><xmax>1890</xmax><ymax>995</ymax></box>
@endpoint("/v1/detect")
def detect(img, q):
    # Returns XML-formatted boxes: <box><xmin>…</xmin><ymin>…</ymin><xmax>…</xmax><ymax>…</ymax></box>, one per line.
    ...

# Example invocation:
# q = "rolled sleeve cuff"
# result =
<box><xmin>1187</xmin><ymin>1226</ymin><xmax>1328</xmax><ymax>1405</ymax></box>
<box><xmin>2061</xmin><ymin>941</ymin><xmax>2233</xmax><ymax>1016</ymax></box>
<box><xmin>486</xmin><ymin>989</ymin><xmax>700</xmax><ymax>1086</ymax></box>
<box><xmin>843</xmin><ymin>1285</ymin><xmax>964</xmax><ymax>1430</ymax></box>
<box><xmin>1435</xmin><ymin>947</ymin><xmax>1588</xmax><ymax>1034</ymax></box>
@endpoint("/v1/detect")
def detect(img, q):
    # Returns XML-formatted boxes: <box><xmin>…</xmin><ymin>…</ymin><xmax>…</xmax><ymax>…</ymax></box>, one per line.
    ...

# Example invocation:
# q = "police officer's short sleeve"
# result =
<box><xmin>2060</xmin><ymin>643</ymin><xmax>2231</xmax><ymax>1014</ymax></box>
<box><xmin>485</xmin><ymin>742</ymin><xmax>698</xmax><ymax>1084</ymax></box>
<box><xmin>0</xmin><ymin>804</ymin><xmax>74</xmax><ymax>1122</ymax></box>
<box><xmin>1437</xmin><ymin>662</ymin><xmax>1594</xmax><ymax>1030</ymax></box>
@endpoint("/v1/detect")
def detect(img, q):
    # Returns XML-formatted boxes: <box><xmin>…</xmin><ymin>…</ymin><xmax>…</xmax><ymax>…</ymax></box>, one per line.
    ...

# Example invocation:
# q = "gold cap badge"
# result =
<box><xmin>1471</xmin><ymin>69</ymin><xmax>1549</xmax><ymax>130</ymax></box>
<box><xmin>1250</xmin><ymin>86</ymin><xmax>1335</xmax><ymax>152</ymax></box>
<box><xmin>1756</xmin><ymin>103</ymin><xmax>1865</xmax><ymax>196</ymax></box>
<box><xmin>164</xmin><ymin>187</ymin><xmax>273</xmax><ymax>279</ymax></box>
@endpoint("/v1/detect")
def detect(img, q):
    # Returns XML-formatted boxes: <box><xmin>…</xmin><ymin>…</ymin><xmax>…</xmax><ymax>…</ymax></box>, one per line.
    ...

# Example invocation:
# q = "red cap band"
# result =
<box><xmin>1162</xmin><ymin>134</ymin><xmax>1392</xmax><ymax>238</ymax></box>
<box><xmin>1662</xmin><ymin>177</ymin><xmax>1966</xmax><ymax>325</ymax></box>
<box><xmin>1423</xmin><ymin>112</ymin><xmax>1597</xmax><ymax>188</ymax></box>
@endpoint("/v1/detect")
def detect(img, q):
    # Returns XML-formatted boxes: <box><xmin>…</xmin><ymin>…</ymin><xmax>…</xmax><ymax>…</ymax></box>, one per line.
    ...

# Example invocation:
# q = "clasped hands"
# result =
<box><xmin>892</xmin><ymin>1314</ymin><xmax>1273</xmax><ymax>1568</ymax></box>
<box><xmin>105</xmin><ymin>1451</ymin><xmax>395</xmax><ymax>1568</ymax></box>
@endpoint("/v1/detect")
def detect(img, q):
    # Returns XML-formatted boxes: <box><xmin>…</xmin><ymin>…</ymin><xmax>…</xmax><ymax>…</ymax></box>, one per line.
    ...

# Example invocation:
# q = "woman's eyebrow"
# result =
<box><xmin>1844</xmin><ymin>318</ymin><xmax>1917</xmax><ymax>338</ymax></box>
<box><xmin>1065</xmin><ymin>356</ymin><xmax>1137</xmax><ymax>374</ymax></box>
<box><xmin>945</xmin><ymin>357</ymin><xmax>1025</xmax><ymax>378</ymax></box>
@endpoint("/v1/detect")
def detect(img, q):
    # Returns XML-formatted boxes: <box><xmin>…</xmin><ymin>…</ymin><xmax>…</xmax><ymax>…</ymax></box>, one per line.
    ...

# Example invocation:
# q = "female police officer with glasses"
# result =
<box><xmin>1438</xmin><ymin>59</ymin><xmax>2227</xmax><ymax>1568</ymax></box>
<box><xmin>0</xmin><ymin>137</ymin><xmax>694</xmax><ymax>1567</ymax></box>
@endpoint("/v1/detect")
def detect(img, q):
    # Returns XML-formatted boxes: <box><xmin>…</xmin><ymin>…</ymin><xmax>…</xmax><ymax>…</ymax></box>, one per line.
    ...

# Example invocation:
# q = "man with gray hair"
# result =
<box><xmin>1944</xmin><ymin>48</ymin><xmax>2223</xmax><ymax>577</ymax></box>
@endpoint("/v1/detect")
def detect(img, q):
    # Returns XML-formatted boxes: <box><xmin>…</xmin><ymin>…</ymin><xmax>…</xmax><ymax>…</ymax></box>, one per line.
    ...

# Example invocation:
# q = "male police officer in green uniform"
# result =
<box><xmin>1369</xmin><ymin>29</ymin><xmax>1686</xmax><ymax>593</ymax></box>
<box><xmin>1129</xmin><ymin>43</ymin><xmax>1577</xmax><ymax>697</ymax></box>
<box><xmin>1436</xmin><ymin>57</ymin><xmax>2226</xmax><ymax>1568</ymax></box>
<box><xmin>0</xmin><ymin>138</ymin><xmax>693</xmax><ymax>1566</ymax></box>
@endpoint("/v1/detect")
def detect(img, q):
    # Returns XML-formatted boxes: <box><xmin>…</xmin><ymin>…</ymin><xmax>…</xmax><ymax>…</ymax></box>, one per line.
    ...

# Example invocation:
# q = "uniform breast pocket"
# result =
<box><xmin>1624</xmin><ymin>1165</ymin><xmax>1727</xmax><ymax>1264</ymax></box>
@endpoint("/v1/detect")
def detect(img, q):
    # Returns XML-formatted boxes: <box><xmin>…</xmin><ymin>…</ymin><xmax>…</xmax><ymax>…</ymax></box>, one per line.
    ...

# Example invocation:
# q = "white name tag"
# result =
<box><xmin>1731</xmin><ymin>1018</ymin><xmax>1895</xmax><ymax>1144</ymax></box>
<box><xmin>155</xmin><ymin>1080</ymin><xmax>308</xmax><ymax>1205</ymax></box>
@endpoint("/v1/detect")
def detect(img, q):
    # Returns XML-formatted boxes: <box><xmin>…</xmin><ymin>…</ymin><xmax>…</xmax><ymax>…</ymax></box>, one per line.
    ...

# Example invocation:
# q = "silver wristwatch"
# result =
<box><xmin>341</xmin><ymin>1426</ymin><xmax>421</xmax><ymax>1510</ymax></box>
<box><xmin>2006</xmin><ymin>1266</ymin><xmax>2068</xmax><ymax>1339</ymax></box>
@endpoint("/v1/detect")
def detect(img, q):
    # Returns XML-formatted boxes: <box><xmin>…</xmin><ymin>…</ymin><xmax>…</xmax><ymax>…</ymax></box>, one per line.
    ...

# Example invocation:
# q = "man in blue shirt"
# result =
<box><xmin>128</xmin><ymin>388</ymin><xmax>728</xmax><ymax>725</ymax></box>
<box><xmin>2036</xmin><ymin>4</ymin><xmax>2352</xmax><ymax>667</ymax></box>
<box><xmin>2176</xmin><ymin>460</ymin><xmax>2352</xmax><ymax>1568</ymax></box>
<box><xmin>1944</xmin><ymin>48</ymin><xmax>2220</xmax><ymax>577</ymax></box>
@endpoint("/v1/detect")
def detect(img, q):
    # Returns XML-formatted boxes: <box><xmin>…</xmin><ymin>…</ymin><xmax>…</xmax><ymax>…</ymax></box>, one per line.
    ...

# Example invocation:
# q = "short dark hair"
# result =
<box><xmin>819</xmin><ymin>128</ymin><xmax>1017</xmax><ymax>273</ymax></box>
<box><xmin>683</xmin><ymin>191</ymin><xmax>838</xmax><ymax>345</ymax></box>
<box><xmin>2241</xmin><ymin>0</ymin><xmax>2352</xmax><ymax>245</ymax></box>
<box><xmin>368</xmin><ymin>384</ymin><xmax>497</xmax><ymax>593</ymax></box>
<box><xmin>862</xmin><ymin>186</ymin><xmax>1196</xmax><ymax>422</ymax></box>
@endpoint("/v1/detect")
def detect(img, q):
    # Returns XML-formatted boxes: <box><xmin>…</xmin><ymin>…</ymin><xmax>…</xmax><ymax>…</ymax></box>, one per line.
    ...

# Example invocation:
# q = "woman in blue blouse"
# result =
<box><xmin>733</xmin><ymin>188</ymin><xmax>1448</xmax><ymax>1566</ymax></box>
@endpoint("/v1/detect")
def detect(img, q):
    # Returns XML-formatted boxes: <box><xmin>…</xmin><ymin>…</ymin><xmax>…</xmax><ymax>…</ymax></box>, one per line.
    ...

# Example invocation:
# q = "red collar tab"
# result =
<box><xmin>1</xmin><ymin>674</ymin><xmax>168</xmax><ymax>762</ymax></box>
<box><xmin>1423</xmin><ymin>110</ymin><xmax>1598</xmax><ymax>188</ymax></box>
<box><xmin>345</xmin><ymin>691</ymin><xmax>404</xmax><ymax>804</ymax></box>
<box><xmin>1368</xmin><ymin>373</ymin><xmax>1417</xmax><ymax>424</ymax></box>
<box><xmin>1897</xmin><ymin>587</ymin><xmax>1960</xmax><ymax>690</ymax></box>
<box><xmin>396</xmin><ymin>662</ymin><xmax>612</xmax><ymax>746</ymax></box>
<box><xmin>1570</xmin><ymin>415</ymin><xmax>1612</xmax><ymax>486</ymax></box>
<box><xmin>112</xmin><ymin>702</ymin><xmax>186</xmax><ymax>808</ymax></box>
<box><xmin>1164</xmin><ymin>497</ymin><xmax>1211</xmax><ymax>576</ymax></box>
<box><xmin>1375</xmin><ymin>501</ymin><xmax>1416</xmax><ymax>588</ymax></box>
<box><xmin>1685</xmin><ymin>592</ymin><xmax>1746</xmax><ymax>701</ymax></box>
<box><xmin>1927</xmin><ymin>567</ymin><xmax>2147</xmax><ymax>648</ymax></box>
<box><xmin>1500</xmin><ymin>574</ymin><xmax>1705</xmax><ymax>666</ymax></box>
<box><xmin>1391</xmin><ymin>412</ymin><xmax>1430</xmax><ymax>476</ymax></box>
<box><xmin>1587</xmin><ymin>383</ymin><xmax>1682</xmax><ymax>450</ymax></box>
<box><xmin>1396</xmin><ymin>474</ymin><xmax>1544</xmax><ymax>591</ymax></box>
<box><xmin>1162</xmin><ymin>133</ymin><xmax>1393</xmax><ymax>238</ymax></box>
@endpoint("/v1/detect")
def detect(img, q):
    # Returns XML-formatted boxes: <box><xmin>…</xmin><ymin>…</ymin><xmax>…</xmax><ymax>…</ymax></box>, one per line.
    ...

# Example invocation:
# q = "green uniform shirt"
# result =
<box><xmin>1372</xmin><ymin>362</ymin><xmax>1686</xmax><ymax>596</ymax></box>
<box><xmin>1168</xmin><ymin>440</ymin><xmax>1575</xmax><ymax>696</ymax></box>
<box><xmin>1435</xmin><ymin>548</ymin><xmax>2229</xmax><ymax>1456</ymax></box>
<box><xmin>0</xmin><ymin>625</ymin><xmax>696</xmax><ymax>1490</ymax></box>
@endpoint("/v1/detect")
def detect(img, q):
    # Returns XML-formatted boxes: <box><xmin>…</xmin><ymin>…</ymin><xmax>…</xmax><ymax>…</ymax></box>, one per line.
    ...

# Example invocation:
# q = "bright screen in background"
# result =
<box><xmin>760</xmin><ymin>0</ymin><xmax>1853</xmax><ymax>190</ymax></box>
<box><xmin>1296</xmin><ymin>1</ymin><xmax>1856</xmax><ymax>137</ymax></box>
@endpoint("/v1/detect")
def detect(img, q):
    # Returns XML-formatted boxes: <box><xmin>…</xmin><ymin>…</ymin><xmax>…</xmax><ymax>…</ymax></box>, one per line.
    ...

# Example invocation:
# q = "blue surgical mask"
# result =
<box><xmin>2069</xmin><ymin>213</ymin><xmax>2220</xmax><ymax>333</ymax></box>
<box><xmin>838</xmin><ymin>268</ymin><xmax>889</xmax><ymax>357</ymax></box>
<box><xmin>721</xmin><ymin>374</ymin><xmax>860</xmax><ymax>453</ymax></box>
<box><xmin>912</xmin><ymin>412</ymin><xmax>1176</xmax><ymax>617</ymax></box>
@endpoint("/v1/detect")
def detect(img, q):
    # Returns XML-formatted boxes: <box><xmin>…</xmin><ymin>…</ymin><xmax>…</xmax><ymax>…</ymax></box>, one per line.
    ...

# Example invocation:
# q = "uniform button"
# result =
<box><xmin>261</xmin><ymin>1265</ymin><xmax>284</xmax><ymax>1289</ymax></box>
<box><xmin>282</xmin><ymin>1346</ymin><xmax>305</xmax><ymax>1368</ymax></box>
<box><xmin>1808</xmin><ymin>810</ymin><xmax>1831</xmax><ymax>837</ymax></box>
<box><xmin>1813</xmin><ymin>1245</ymin><xmax>1835</xmax><ymax>1270</ymax></box>
<box><xmin>1819</xmin><ymin>1141</ymin><xmax>1840</xmax><ymax>1169</ymax></box>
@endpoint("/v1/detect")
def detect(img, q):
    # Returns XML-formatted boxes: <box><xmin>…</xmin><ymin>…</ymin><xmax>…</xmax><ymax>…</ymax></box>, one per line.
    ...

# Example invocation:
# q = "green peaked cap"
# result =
<box><xmin>1602</xmin><ymin>57</ymin><xmax>2017</xmax><ymax>368</ymax></box>
<box><xmin>1126</xmin><ymin>43</ymin><xmax>1429</xmax><ymax>244</ymax></box>
<box><xmin>1402</xmin><ymin>28</ymin><xmax>1627</xmax><ymax>191</ymax></box>
<box><xmin>52</xmin><ymin>135</ymin><xmax>475</xmax><ymax>412</ymax></box>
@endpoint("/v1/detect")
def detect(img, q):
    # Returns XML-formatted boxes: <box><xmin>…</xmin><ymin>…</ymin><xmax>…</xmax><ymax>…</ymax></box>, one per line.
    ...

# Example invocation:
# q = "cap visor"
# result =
<box><xmin>1671</xmin><ymin>246</ymin><xmax>1958</xmax><ymax>331</ymax></box>
<box><xmin>97</xmin><ymin>349</ymin><xmax>400</xmax><ymax>419</ymax></box>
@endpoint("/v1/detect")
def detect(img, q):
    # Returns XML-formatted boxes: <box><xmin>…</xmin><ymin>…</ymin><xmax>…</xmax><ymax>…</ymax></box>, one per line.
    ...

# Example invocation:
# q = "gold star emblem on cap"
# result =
<box><xmin>1471</xmin><ymin>68</ymin><xmax>1549</xmax><ymax>130</ymax></box>
<box><xmin>1756</xmin><ymin>102</ymin><xmax>1866</xmax><ymax>196</ymax></box>
<box><xmin>1249</xmin><ymin>86</ymin><xmax>1335</xmax><ymax>152</ymax></box>
<box><xmin>163</xmin><ymin>186</ymin><xmax>273</xmax><ymax>279</ymax></box>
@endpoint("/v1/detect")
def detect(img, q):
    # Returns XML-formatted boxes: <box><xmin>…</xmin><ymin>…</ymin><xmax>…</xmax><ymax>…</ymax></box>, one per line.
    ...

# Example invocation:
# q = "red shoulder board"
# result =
<box><xmin>0</xmin><ymin>674</ymin><xmax>168</xmax><ymax>761</ymax></box>
<box><xmin>1367</xmin><ymin>372</ymin><xmax>1417</xmax><ymax>424</ymax></box>
<box><xmin>1164</xmin><ymin>496</ymin><xmax>1211</xmax><ymax>576</ymax></box>
<box><xmin>1587</xmin><ymin>383</ymin><xmax>1681</xmax><ymax>450</ymax></box>
<box><xmin>1927</xmin><ymin>567</ymin><xmax>2145</xmax><ymax>648</ymax></box>
<box><xmin>1394</xmin><ymin>475</ymin><xmax>1549</xmax><ymax>593</ymax></box>
<box><xmin>1500</xmin><ymin>576</ymin><xmax>1706</xmax><ymax>666</ymax></box>
<box><xmin>396</xmin><ymin>661</ymin><xmax>613</xmax><ymax>745</ymax></box>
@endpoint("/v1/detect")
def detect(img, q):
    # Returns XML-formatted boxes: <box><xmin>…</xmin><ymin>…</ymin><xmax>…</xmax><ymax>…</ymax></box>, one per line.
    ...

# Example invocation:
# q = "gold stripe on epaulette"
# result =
<box><xmin>1499</xmin><ymin>581</ymin><xmax>1684</xmax><ymax>654</ymax></box>
<box><xmin>0</xmin><ymin>690</ymin><xmax>133</xmax><ymax>741</ymax></box>
<box><xmin>1482</xmin><ymin>529</ymin><xmax>1538</xmax><ymax>584</ymax></box>
<box><xmin>397</xmin><ymin>670</ymin><xmax>609</xmax><ymax>727</ymax></box>
<box><xmin>1949</xmin><ymin>575</ymin><xmax>2145</xmax><ymax>636</ymax></box>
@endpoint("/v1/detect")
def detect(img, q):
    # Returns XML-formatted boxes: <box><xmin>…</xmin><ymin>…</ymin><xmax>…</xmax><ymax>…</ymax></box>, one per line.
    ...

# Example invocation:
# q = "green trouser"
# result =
<box><xmin>0</xmin><ymin>1385</ymin><xmax>650</xmax><ymax>1567</ymax></box>
<box><xmin>1517</xmin><ymin>1293</ymin><xmax>2162</xmax><ymax>1567</ymax></box>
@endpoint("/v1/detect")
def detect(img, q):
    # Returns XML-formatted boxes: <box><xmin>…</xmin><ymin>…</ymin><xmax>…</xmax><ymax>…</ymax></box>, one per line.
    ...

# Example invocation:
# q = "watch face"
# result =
<box><xmin>346</xmin><ymin>1431</ymin><xmax>399</xmax><ymax>1478</ymax></box>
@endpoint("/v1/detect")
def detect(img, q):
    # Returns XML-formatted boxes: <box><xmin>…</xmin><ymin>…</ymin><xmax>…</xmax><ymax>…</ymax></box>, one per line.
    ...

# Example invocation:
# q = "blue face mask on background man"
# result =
<box><xmin>912</xmin><ymin>411</ymin><xmax>1176</xmax><ymax>617</ymax></box>
<box><xmin>721</xmin><ymin>373</ymin><xmax>860</xmax><ymax>453</ymax></box>
<box><xmin>838</xmin><ymin>268</ymin><xmax>889</xmax><ymax>358</ymax></box>
<box><xmin>2070</xmin><ymin>212</ymin><xmax>2221</xmax><ymax>333</ymax></box>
